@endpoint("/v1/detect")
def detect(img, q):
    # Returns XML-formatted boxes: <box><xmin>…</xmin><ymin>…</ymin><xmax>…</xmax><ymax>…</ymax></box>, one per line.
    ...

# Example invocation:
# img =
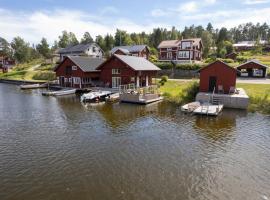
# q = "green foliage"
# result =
<box><xmin>36</xmin><ymin>63</ymin><xmax>55</xmax><ymax>71</ymax></box>
<box><xmin>236</xmin><ymin>56</ymin><xmax>248</xmax><ymax>63</ymax></box>
<box><xmin>175</xmin><ymin>63</ymin><xmax>202</xmax><ymax>70</ymax></box>
<box><xmin>249</xmin><ymin>95</ymin><xmax>270</xmax><ymax>114</ymax></box>
<box><xmin>11</xmin><ymin>37</ymin><xmax>32</xmax><ymax>63</ymax></box>
<box><xmin>36</xmin><ymin>38</ymin><xmax>51</xmax><ymax>59</ymax></box>
<box><xmin>154</xmin><ymin>62</ymin><xmax>174</xmax><ymax>69</ymax></box>
<box><xmin>179</xmin><ymin>81</ymin><xmax>200</xmax><ymax>103</ymax></box>
<box><xmin>58</xmin><ymin>31</ymin><xmax>79</xmax><ymax>48</ymax></box>
<box><xmin>80</xmin><ymin>32</ymin><xmax>94</xmax><ymax>44</ymax></box>
<box><xmin>149</xmin><ymin>55</ymin><xmax>158</xmax><ymax>63</ymax></box>
<box><xmin>0</xmin><ymin>37</ymin><xmax>12</xmax><ymax>58</ymax></box>
<box><xmin>159</xmin><ymin>75</ymin><xmax>168</xmax><ymax>86</ymax></box>
<box><xmin>32</xmin><ymin>71</ymin><xmax>56</xmax><ymax>81</ymax></box>
<box><xmin>205</xmin><ymin>57</ymin><xmax>216</xmax><ymax>63</ymax></box>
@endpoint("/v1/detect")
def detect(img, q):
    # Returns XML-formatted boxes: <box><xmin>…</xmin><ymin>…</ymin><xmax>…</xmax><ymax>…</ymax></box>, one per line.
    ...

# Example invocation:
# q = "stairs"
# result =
<box><xmin>212</xmin><ymin>96</ymin><xmax>222</xmax><ymax>105</ymax></box>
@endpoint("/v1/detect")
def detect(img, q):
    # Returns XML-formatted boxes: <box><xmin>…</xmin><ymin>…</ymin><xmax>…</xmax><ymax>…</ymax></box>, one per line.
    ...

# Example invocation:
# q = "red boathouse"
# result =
<box><xmin>54</xmin><ymin>56</ymin><xmax>104</xmax><ymax>88</ymax></box>
<box><xmin>199</xmin><ymin>60</ymin><xmax>238</xmax><ymax>94</ymax></box>
<box><xmin>97</xmin><ymin>54</ymin><xmax>160</xmax><ymax>88</ymax></box>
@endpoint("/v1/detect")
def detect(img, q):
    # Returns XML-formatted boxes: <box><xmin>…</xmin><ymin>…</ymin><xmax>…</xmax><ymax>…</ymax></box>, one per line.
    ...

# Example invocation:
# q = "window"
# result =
<box><xmin>131</xmin><ymin>77</ymin><xmax>135</xmax><ymax>82</ymax></box>
<box><xmin>66</xmin><ymin>66</ymin><xmax>72</xmax><ymax>75</ymax></box>
<box><xmin>112</xmin><ymin>77</ymin><xmax>121</xmax><ymax>88</ymax></box>
<box><xmin>64</xmin><ymin>78</ymin><xmax>68</xmax><ymax>82</ymax></box>
<box><xmin>92</xmin><ymin>47</ymin><xmax>96</xmax><ymax>53</ymax></box>
<box><xmin>73</xmin><ymin>77</ymin><xmax>81</xmax><ymax>84</ymax></box>
<box><xmin>178</xmin><ymin>51</ymin><xmax>190</xmax><ymax>59</ymax></box>
<box><xmin>181</xmin><ymin>42</ymin><xmax>191</xmax><ymax>49</ymax></box>
<box><xmin>72</xmin><ymin>66</ymin><xmax>77</xmax><ymax>70</ymax></box>
<box><xmin>112</xmin><ymin>69</ymin><xmax>120</xmax><ymax>74</ymax></box>
<box><xmin>167</xmin><ymin>48</ymin><xmax>172</xmax><ymax>51</ymax></box>
<box><xmin>132</xmin><ymin>54</ymin><xmax>138</xmax><ymax>57</ymax></box>
<box><xmin>167</xmin><ymin>52</ymin><xmax>172</xmax><ymax>59</ymax></box>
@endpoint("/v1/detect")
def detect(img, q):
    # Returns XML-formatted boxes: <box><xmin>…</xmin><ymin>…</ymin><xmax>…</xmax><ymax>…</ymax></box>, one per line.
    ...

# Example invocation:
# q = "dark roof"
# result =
<box><xmin>198</xmin><ymin>60</ymin><xmax>238</xmax><ymax>73</ymax></box>
<box><xmin>97</xmin><ymin>54</ymin><xmax>160</xmax><ymax>71</ymax></box>
<box><xmin>58</xmin><ymin>43</ymin><xmax>97</xmax><ymax>54</ymax></box>
<box><xmin>111</xmin><ymin>45</ymin><xmax>148</xmax><ymax>54</ymax></box>
<box><xmin>237</xmin><ymin>59</ymin><xmax>269</xmax><ymax>69</ymax></box>
<box><xmin>55</xmin><ymin>56</ymin><xmax>105</xmax><ymax>72</ymax></box>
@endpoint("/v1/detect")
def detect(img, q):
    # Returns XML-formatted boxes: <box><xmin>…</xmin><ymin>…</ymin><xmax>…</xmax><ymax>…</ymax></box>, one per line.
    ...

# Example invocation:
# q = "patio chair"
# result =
<box><xmin>218</xmin><ymin>85</ymin><xmax>224</xmax><ymax>94</ymax></box>
<box><xmin>229</xmin><ymin>86</ymin><xmax>236</xmax><ymax>94</ymax></box>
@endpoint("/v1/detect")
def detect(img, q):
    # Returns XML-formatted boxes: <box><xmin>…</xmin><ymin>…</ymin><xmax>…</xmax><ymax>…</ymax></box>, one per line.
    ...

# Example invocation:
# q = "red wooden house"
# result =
<box><xmin>199</xmin><ymin>60</ymin><xmax>237</xmax><ymax>94</ymax></box>
<box><xmin>54</xmin><ymin>56</ymin><xmax>104</xmax><ymax>88</ymax></box>
<box><xmin>237</xmin><ymin>60</ymin><xmax>268</xmax><ymax>78</ymax></box>
<box><xmin>158</xmin><ymin>38</ymin><xmax>203</xmax><ymax>63</ymax></box>
<box><xmin>97</xmin><ymin>54</ymin><xmax>160</xmax><ymax>88</ymax></box>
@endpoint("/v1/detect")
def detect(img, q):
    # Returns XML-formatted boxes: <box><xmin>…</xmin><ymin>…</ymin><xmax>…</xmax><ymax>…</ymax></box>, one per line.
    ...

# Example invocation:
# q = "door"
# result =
<box><xmin>208</xmin><ymin>76</ymin><xmax>217</xmax><ymax>92</ymax></box>
<box><xmin>112</xmin><ymin>77</ymin><xmax>121</xmax><ymax>88</ymax></box>
<box><xmin>59</xmin><ymin>76</ymin><xmax>65</xmax><ymax>86</ymax></box>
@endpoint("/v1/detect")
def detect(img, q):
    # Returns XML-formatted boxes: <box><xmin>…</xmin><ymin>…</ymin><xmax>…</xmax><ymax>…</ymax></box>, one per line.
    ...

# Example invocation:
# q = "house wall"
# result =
<box><xmin>200</xmin><ymin>62</ymin><xmax>237</xmax><ymax>94</ymax></box>
<box><xmin>55</xmin><ymin>58</ymin><xmax>100</xmax><ymax>88</ymax></box>
<box><xmin>99</xmin><ymin>57</ymin><xmax>156</xmax><ymax>87</ymax></box>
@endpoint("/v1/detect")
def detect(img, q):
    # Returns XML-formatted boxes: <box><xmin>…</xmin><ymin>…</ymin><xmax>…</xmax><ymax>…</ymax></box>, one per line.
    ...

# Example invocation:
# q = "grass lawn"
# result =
<box><xmin>237</xmin><ymin>83</ymin><xmax>270</xmax><ymax>100</ymax></box>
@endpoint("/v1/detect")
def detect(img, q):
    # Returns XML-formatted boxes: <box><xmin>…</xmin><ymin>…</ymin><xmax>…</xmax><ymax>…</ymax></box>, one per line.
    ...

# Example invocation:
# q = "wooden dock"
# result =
<box><xmin>42</xmin><ymin>89</ymin><xmax>76</xmax><ymax>96</ymax></box>
<box><xmin>193</xmin><ymin>104</ymin><xmax>224</xmax><ymax>116</ymax></box>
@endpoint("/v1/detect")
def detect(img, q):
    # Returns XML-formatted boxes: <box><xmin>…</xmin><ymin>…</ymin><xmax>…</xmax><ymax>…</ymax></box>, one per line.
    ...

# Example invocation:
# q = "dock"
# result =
<box><xmin>193</xmin><ymin>104</ymin><xmax>224</xmax><ymax>116</ymax></box>
<box><xmin>20</xmin><ymin>83</ymin><xmax>48</xmax><ymax>90</ymax></box>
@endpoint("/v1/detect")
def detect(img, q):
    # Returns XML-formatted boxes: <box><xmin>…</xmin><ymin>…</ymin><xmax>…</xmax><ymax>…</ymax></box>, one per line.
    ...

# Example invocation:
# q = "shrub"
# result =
<box><xmin>175</xmin><ymin>63</ymin><xmax>202</xmax><ymax>70</ymax></box>
<box><xmin>159</xmin><ymin>75</ymin><xmax>168</xmax><ymax>86</ymax></box>
<box><xmin>249</xmin><ymin>95</ymin><xmax>270</xmax><ymax>114</ymax></box>
<box><xmin>267</xmin><ymin>70</ymin><xmax>270</xmax><ymax>77</ymax></box>
<box><xmin>236</xmin><ymin>56</ymin><xmax>248</xmax><ymax>63</ymax></box>
<box><xmin>205</xmin><ymin>57</ymin><xmax>216</xmax><ymax>63</ymax></box>
<box><xmin>32</xmin><ymin>71</ymin><xmax>56</xmax><ymax>81</ymax></box>
<box><xmin>149</xmin><ymin>55</ymin><xmax>158</xmax><ymax>63</ymax></box>
<box><xmin>154</xmin><ymin>62</ymin><xmax>173</xmax><ymax>69</ymax></box>
<box><xmin>180</xmin><ymin>81</ymin><xmax>200</xmax><ymax>103</ymax></box>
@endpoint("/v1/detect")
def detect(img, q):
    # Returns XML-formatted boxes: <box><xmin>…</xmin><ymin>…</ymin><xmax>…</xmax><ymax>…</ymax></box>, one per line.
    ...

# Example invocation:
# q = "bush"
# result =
<box><xmin>205</xmin><ymin>57</ymin><xmax>216</xmax><ymax>63</ymax></box>
<box><xmin>149</xmin><ymin>55</ymin><xmax>158</xmax><ymax>63</ymax></box>
<box><xmin>267</xmin><ymin>70</ymin><xmax>270</xmax><ymax>77</ymax></box>
<box><xmin>154</xmin><ymin>62</ymin><xmax>173</xmax><ymax>69</ymax></box>
<box><xmin>236</xmin><ymin>56</ymin><xmax>248</xmax><ymax>63</ymax></box>
<box><xmin>32</xmin><ymin>71</ymin><xmax>56</xmax><ymax>81</ymax></box>
<box><xmin>249</xmin><ymin>95</ymin><xmax>270</xmax><ymax>114</ymax></box>
<box><xmin>159</xmin><ymin>75</ymin><xmax>168</xmax><ymax>86</ymax></box>
<box><xmin>180</xmin><ymin>81</ymin><xmax>199</xmax><ymax>103</ymax></box>
<box><xmin>175</xmin><ymin>63</ymin><xmax>202</xmax><ymax>70</ymax></box>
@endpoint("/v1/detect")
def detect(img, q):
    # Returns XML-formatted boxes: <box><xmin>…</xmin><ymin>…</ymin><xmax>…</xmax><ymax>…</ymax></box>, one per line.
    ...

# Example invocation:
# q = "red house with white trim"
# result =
<box><xmin>158</xmin><ymin>38</ymin><xmax>203</xmax><ymax>63</ymax></box>
<box><xmin>54</xmin><ymin>56</ymin><xmax>104</xmax><ymax>88</ymax></box>
<box><xmin>97</xmin><ymin>54</ymin><xmax>160</xmax><ymax>88</ymax></box>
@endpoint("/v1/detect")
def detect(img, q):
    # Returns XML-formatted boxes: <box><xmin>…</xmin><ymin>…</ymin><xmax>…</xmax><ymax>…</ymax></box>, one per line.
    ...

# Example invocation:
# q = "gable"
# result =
<box><xmin>200</xmin><ymin>61</ymin><xmax>237</xmax><ymax>75</ymax></box>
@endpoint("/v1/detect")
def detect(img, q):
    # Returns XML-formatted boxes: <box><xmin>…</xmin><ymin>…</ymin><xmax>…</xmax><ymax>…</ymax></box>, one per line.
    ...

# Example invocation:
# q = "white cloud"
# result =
<box><xmin>178</xmin><ymin>1</ymin><xmax>198</xmax><ymax>12</ymax></box>
<box><xmin>204</xmin><ymin>0</ymin><xmax>217</xmax><ymax>4</ymax></box>
<box><xmin>0</xmin><ymin>8</ymin><xmax>159</xmax><ymax>45</ymax></box>
<box><xmin>151</xmin><ymin>9</ymin><xmax>168</xmax><ymax>17</ymax></box>
<box><xmin>243</xmin><ymin>0</ymin><xmax>270</xmax><ymax>4</ymax></box>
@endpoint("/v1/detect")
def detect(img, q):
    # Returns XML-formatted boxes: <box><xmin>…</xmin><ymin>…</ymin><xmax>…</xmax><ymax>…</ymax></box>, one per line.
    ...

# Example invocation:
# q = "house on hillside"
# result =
<box><xmin>58</xmin><ymin>43</ymin><xmax>104</xmax><ymax>61</ymax></box>
<box><xmin>0</xmin><ymin>56</ymin><xmax>15</xmax><ymax>70</ymax></box>
<box><xmin>54</xmin><ymin>56</ymin><xmax>104</xmax><ymax>88</ymax></box>
<box><xmin>237</xmin><ymin>60</ymin><xmax>268</xmax><ymax>78</ymax></box>
<box><xmin>225</xmin><ymin>52</ymin><xmax>238</xmax><ymax>61</ymax></box>
<box><xmin>158</xmin><ymin>38</ymin><xmax>203</xmax><ymax>63</ymax></box>
<box><xmin>110</xmin><ymin>45</ymin><xmax>150</xmax><ymax>59</ymax></box>
<box><xmin>97</xmin><ymin>54</ymin><xmax>160</xmax><ymax>88</ymax></box>
<box><xmin>233</xmin><ymin>40</ymin><xmax>267</xmax><ymax>51</ymax></box>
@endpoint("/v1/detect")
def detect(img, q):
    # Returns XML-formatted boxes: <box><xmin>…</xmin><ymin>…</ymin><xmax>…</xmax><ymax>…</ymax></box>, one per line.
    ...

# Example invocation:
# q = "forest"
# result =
<box><xmin>1</xmin><ymin>22</ymin><xmax>270</xmax><ymax>63</ymax></box>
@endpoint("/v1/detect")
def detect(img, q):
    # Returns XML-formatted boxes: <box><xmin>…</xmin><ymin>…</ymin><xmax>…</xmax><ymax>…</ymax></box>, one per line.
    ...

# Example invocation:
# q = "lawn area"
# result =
<box><xmin>159</xmin><ymin>80</ymin><xmax>270</xmax><ymax>114</ymax></box>
<box><xmin>0</xmin><ymin>59</ymin><xmax>56</xmax><ymax>81</ymax></box>
<box><xmin>237</xmin><ymin>83</ymin><xmax>270</xmax><ymax>100</ymax></box>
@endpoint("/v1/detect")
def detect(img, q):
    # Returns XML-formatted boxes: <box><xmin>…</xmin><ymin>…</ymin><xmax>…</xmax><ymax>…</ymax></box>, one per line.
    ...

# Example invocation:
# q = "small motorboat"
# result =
<box><xmin>20</xmin><ymin>83</ymin><xmax>48</xmax><ymax>90</ymax></box>
<box><xmin>80</xmin><ymin>91</ymin><xmax>112</xmax><ymax>102</ymax></box>
<box><xmin>181</xmin><ymin>101</ymin><xmax>201</xmax><ymax>113</ymax></box>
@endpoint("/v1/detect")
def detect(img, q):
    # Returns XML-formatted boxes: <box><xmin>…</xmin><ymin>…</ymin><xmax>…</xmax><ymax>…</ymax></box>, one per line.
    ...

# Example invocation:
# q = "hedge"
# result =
<box><xmin>154</xmin><ymin>62</ymin><xmax>203</xmax><ymax>70</ymax></box>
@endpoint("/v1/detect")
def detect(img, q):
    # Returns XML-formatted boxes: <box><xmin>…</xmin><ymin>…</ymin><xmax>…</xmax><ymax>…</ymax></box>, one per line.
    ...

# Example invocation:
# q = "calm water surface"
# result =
<box><xmin>0</xmin><ymin>83</ymin><xmax>270</xmax><ymax>200</ymax></box>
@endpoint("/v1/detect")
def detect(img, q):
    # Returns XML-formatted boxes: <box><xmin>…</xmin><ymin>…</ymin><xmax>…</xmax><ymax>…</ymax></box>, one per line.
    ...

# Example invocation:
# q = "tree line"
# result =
<box><xmin>1</xmin><ymin>22</ymin><xmax>270</xmax><ymax>63</ymax></box>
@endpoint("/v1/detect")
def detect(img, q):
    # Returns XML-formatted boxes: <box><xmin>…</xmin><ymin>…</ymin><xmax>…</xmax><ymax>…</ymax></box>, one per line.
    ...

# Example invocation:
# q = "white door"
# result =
<box><xmin>112</xmin><ymin>77</ymin><xmax>121</xmax><ymax>88</ymax></box>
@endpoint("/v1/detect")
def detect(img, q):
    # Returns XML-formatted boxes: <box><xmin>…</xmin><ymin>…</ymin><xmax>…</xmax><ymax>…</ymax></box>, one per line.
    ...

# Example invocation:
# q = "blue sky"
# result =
<box><xmin>0</xmin><ymin>0</ymin><xmax>270</xmax><ymax>44</ymax></box>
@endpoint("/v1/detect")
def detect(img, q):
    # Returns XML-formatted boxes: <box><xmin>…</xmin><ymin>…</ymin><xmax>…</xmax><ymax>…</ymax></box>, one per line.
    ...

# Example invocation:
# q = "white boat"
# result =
<box><xmin>20</xmin><ymin>83</ymin><xmax>48</xmax><ymax>89</ymax></box>
<box><xmin>80</xmin><ymin>91</ymin><xmax>112</xmax><ymax>102</ymax></box>
<box><xmin>42</xmin><ymin>89</ymin><xmax>76</xmax><ymax>96</ymax></box>
<box><xmin>181</xmin><ymin>101</ymin><xmax>201</xmax><ymax>113</ymax></box>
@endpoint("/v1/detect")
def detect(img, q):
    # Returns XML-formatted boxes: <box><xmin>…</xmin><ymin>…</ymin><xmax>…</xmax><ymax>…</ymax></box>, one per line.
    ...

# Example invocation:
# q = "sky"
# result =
<box><xmin>0</xmin><ymin>0</ymin><xmax>270</xmax><ymax>44</ymax></box>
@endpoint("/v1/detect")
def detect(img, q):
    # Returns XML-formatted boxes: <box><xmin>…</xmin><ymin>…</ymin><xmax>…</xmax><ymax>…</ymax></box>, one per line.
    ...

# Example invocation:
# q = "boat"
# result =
<box><xmin>80</xmin><ymin>91</ymin><xmax>112</xmax><ymax>102</ymax></box>
<box><xmin>42</xmin><ymin>89</ymin><xmax>76</xmax><ymax>96</ymax></box>
<box><xmin>181</xmin><ymin>101</ymin><xmax>201</xmax><ymax>113</ymax></box>
<box><xmin>105</xmin><ymin>93</ymin><xmax>120</xmax><ymax>102</ymax></box>
<box><xmin>20</xmin><ymin>83</ymin><xmax>48</xmax><ymax>90</ymax></box>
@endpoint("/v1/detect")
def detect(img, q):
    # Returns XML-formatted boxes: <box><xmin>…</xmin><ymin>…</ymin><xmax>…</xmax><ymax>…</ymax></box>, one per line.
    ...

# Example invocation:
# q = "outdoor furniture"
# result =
<box><xmin>218</xmin><ymin>85</ymin><xmax>224</xmax><ymax>94</ymax></box>
<box><xmin>229</xmin><ymin>86</ymin><xmax>236</xmax><ymax>94</ymax></box>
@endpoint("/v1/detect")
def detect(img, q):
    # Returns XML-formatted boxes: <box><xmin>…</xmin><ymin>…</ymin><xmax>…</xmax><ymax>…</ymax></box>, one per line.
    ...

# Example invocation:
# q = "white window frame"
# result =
<box><xmin>167</xmin><ymin>52</ymin><xmax>172</xmax><ymax>59</ymax></box>
<box><xmin>112</xmin><ymin>77</ymin><xmax>121</xmax><ymax>88</ymax></box>
<box><xmin>178</xmin><ymin>51</ymin><xmax>190</xmax><ymax>59</ymax></box>
<box><xmin>73</xmin><ymin>77</ymin><xmax>81</xmax><ymax>84</ymax></box>
<box><xmin>112</xmin><ymin>68</ymin><xmax>120</xmax><ymax>75</ymax></box>
<box><xmin>72</xmin><ymin>66</ymin><xmax>77</xmax><ymax>70</ymax></box>
<box><xmin>181</xmin><ymin>41</ymin><xmax>191</xmax><ymax>49</ymax></box>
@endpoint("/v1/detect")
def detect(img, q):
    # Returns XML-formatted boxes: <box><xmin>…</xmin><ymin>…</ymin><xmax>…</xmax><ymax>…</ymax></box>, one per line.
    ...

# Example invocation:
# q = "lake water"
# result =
<box><xmin>0</xmin><ymin>83</ymin><xmax>270</xmax><ymax>200</ymax></box>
